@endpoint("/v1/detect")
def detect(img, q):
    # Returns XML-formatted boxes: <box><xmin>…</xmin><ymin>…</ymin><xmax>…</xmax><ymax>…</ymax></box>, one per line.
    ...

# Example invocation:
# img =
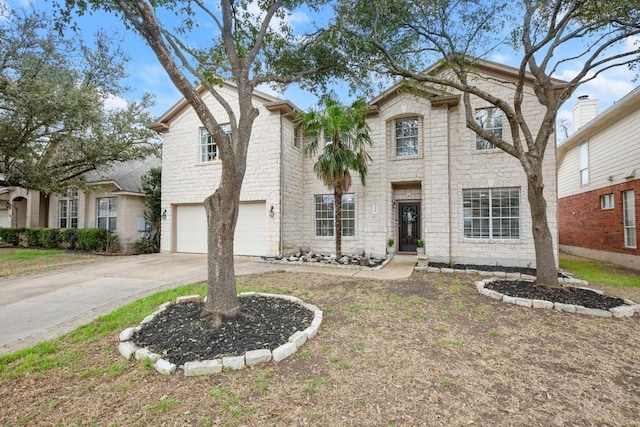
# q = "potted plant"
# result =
<box><xmin>387</xmin><ymin>237</ymin><xmax>395</xmax><ymax>255</ymax></box>
<box><xmin>416</xmin><ymin>239</ymin><xmax>425</xmax><ymax>254</ymax></box>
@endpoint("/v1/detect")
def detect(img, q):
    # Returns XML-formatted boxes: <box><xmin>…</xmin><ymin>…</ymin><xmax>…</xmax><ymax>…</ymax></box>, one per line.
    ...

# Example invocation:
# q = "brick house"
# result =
<box><xmin>153</xmin><ymin>60</ymin><xmax>559</xmax><ymax>267</ymax></box>
<box><xmin>0</xmin><ymin>156</ymin><xmax>160</xmax><ymax>252</ymax></box>
<box><xmin>557</xmin><ymin>87</ymin><xmax>640</xmax><ymax>270</ymax></box>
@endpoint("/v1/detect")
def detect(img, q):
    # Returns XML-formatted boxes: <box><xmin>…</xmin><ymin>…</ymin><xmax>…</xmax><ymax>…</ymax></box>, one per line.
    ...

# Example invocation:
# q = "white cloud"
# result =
<box><xmin>103</xmin><ymin>93</ymin><xmax>129</xmax><ymax>111</ymax></box>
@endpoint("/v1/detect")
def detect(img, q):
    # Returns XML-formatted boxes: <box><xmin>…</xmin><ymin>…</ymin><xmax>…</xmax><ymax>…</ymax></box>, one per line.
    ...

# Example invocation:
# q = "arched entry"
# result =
<box><xmin>10</xmin><ymin>197</ymin><xmax>27</xmax><ymax>228</ymax></box>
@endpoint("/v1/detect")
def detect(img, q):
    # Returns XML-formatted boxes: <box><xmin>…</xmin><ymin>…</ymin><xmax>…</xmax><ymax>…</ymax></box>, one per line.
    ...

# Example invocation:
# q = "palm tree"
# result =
<box><xmin>297</xmin><ymin>96</ymin><xmax>373</xmax><ymax>258</ymax></box>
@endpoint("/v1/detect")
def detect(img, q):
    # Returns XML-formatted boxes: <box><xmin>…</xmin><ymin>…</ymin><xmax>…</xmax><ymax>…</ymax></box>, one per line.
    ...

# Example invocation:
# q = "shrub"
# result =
<box><xmin>24</xmin><ymin>228</ymin><xmax>42</xmax><ymax>247</ymax></box>
<box><xmin>76</xmin><ymin>229</ymin><xmax>109</xmax><ymax>252</ymax></box>
<box><xmin>62</xmin><ymin>228</ymin><xmax>78</xmax><ymax>250</ymax></box>
<box><xmin>39</xmin><ymin>228</ymin><xmax>62</xmax><ymax>249</ymax></box>
<box><xmin>0</xmin><ymin>227</ymin><xmax>20</xmax><ymax>246</ymax></box>
<box><xmin>134</xmin><ymin>236</ymin><xmax>158</xmax><ymax>254</ymax></box>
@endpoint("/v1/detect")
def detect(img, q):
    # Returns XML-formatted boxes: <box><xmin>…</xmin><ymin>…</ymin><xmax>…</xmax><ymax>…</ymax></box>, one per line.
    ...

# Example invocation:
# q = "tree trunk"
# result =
<box><xmin>526</xmin><ymin>162</ymin><xmax>560</xmax><ymax>288</ymax></box>
<box><xmin>334</xmin><ymin>190</ymin><xmax>342</xmax><ymax>258</ymax></box>
<box><xmin>202</xmin><ymin>181</ymin><xmax>242</xmax><ymax>326</ymax></box>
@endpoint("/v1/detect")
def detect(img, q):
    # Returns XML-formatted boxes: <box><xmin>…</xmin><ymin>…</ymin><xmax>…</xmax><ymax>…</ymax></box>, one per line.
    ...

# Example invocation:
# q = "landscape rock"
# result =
<box><xmin>245</xmin><ymin>349</ymin><xmax>272</xmax><ymax>366</ymax></box>
<box><xmin>154</xmin><ymin>359</ymin><xmax>176</xmax><ymax>375</ymax></box>
<box><xmin>272</xmin><ymin>342</ymin><xmax>297</xmax><ymax>362</ymax></box>
<box><xmin>222</xmin><ymin>355</ymin><xmax>245</xmax><ymax>370</ymax></box>
<box><xmin>184</xmin><ymin>359</ymin><xmax>223</xmax><ymax>376</ymax></box>
<box><xmin>118</xmin><ymin>341</ymin><xmax>137</xmax><ymax>360</ymax></box>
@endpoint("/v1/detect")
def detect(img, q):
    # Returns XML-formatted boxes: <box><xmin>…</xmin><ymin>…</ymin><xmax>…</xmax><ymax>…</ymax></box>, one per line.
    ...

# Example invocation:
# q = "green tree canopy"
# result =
<box><xmin>0</xmin><ymin>8</ymin><xmax>159</xmax><ymax>193</ymax></box>
<box><xmin>336</xmin><ymin>0</ymin><xmax>640</xmax><ymax>287</ymax></box>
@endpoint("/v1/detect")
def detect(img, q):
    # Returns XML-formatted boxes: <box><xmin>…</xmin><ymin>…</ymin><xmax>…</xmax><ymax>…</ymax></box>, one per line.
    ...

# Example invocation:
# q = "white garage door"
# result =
<box><xmin>0</xmin><ymin>210</ymin><xmax>9</xmax><ymax>228</ymax></box>
<box><xmin>176</xmin><ymin>202</ymin><xmax>267</xmax><ymax>256</ymax></box>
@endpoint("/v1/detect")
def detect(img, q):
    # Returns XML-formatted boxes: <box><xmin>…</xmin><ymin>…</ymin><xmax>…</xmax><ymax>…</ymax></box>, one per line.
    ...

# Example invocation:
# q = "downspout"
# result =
<box><xmin>278</xmin><ymin>114</ymin><xmax>284</xmax><ymax>256</ymax></box>
<box><xmin>447</xmin><ymin>104</ymin><xmax>453</xmax><ymax>261</ymax></box>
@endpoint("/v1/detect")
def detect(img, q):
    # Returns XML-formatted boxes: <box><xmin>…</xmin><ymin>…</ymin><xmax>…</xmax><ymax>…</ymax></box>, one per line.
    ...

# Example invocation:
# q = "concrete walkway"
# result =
<box><xmin>0</xmin><ymin>253</ymin><xmax>415</xmax><ymax>356</ymax></box>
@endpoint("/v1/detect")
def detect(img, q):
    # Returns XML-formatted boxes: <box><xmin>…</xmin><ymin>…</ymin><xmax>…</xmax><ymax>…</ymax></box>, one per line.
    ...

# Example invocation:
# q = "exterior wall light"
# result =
<box><xmin>269</xmin><ymin>206</ymin><xmax>275</xmax><ymax>217</ymax></box>
<box><xmin>161</xmin><ymin>209</ymin><xmax>167</xmax><ymax>220</ymax></box>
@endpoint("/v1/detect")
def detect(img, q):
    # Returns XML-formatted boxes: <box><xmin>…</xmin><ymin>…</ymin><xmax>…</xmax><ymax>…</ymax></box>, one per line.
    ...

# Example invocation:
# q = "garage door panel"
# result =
<box><xmin>176</xmin><ymin>203</ymin><xmax>267</xmax><ymax>256</ymax></box>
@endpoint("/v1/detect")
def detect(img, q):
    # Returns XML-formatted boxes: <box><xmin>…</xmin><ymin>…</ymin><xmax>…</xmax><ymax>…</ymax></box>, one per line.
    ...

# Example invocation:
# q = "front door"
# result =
<box><xmin>398</xmin><ymin>202</ymin><xmax>420</xmax><ymax>252</ymax></box>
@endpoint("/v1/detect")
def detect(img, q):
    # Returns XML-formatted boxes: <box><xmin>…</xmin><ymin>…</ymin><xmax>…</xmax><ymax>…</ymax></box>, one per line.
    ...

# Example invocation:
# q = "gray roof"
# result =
<box><xmin>85</xmin><ymin>156</ymin><xmax>161</xmax><ymax>194</ymax></box>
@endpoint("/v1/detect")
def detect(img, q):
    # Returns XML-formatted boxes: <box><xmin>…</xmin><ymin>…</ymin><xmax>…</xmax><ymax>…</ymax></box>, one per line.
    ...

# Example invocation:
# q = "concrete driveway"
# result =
<box><xmin>0</xmin><ymin>253</ymin><xmax>415</xmax><ymax>356</ymax></box>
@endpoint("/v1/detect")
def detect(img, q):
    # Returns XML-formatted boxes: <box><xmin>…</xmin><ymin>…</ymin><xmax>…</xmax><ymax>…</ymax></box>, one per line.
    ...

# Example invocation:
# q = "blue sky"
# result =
<box><xmin>4</xmin><ymin>0</ymin><xmax>639</xmax><ymax>135</ymax></box>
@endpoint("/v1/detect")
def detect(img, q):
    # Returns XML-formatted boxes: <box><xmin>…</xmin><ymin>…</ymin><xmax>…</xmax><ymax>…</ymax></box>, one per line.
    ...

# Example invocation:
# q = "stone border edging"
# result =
<box><xmin>117</xmin><ymin>292</ymin><xmax>323</xmax><ymax>376</ymax></box>
<box><xmin>475</xmin><ymin>278</ymin><xmax>640</xmax><ymax>318</ymax></box>
<box><xmin>259</xmin><ymin>255</ymin><xmax>392</xmax><ymax>271</ymax></box>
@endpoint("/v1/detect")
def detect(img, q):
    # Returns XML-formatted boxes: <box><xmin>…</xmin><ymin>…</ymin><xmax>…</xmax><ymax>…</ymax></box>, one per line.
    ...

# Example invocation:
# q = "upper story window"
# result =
<box><xmin>97</xmin><ymin>197</ymin><xmax>117</xmax><ymax>231</ymax></box>
<box><xmin>58</xmin><ymin>190</ymin><xmax>78</xmax><ymax>228</ymax></box>
<box><xmin>600</xmin><ymin>193</ymin><xmax>614</xmax><ymax>210</ymax></box>
<box><xmin>395</xmin><ymin>117</ymin><xmax>419</xmax><ymax>157</ymax></box>
<box><xmin>463</xmin><ymin>187</ymin><xmax>520</xmax><ymax>239</ymax></box>
<box><xmin>579</xmin><ymin>140</ymin><xmax>589</xmax><ymax>185</ymax></box>
<box><xmin>200</xmin><ymin>124</ymin><xmax>231</xmax><ymax>162</ymax></box>
<box><xmin>293</xmin><ymin>125</ymin><xmax>302</xmax><ymax>148</ymax></box>
<box><xmin>475</xmin><ymin>107</ymin><xmax>502</xmax><ymax>150</ymax></box>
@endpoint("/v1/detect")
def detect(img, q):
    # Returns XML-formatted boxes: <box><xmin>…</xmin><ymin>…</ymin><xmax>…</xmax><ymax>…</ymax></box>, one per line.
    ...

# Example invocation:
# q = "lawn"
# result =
<box><xmin>0</xmin><ymin>248</ymin><xmax>97</xmax><ymax>278</ymax></box>
<box><xmin>1</xmin><ymin>257</ymin><xmax>639</xmax><ymax>426</ymax></box>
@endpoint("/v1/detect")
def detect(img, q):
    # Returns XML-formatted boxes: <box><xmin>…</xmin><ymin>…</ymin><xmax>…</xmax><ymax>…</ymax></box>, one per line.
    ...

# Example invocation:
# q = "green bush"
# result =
<box><xmin>39</xmin><ymin>228</ymin><xmax>61</xmax><ymax>249</ymax></box>
<box><xmin>76</xmin><ymin>228</ymin><xmax>108</xmax><ymax>252</ymax></box>
<box><xmin>0</xmin><ymin>228</ymin><xmax>20</xmax><ymax>245</ymax></box>
<box><xmin>24</xmin><ymin>228</ymin><xmax>42</xmax><ymax>247</ymax></box>
<box><xmin>62</xmin><ymin>228</ymin><xmax>78</xmax><ymax>250</ymax></box>
<box><xmin>134</xmin><ymin>237</ymin><xmax>158</xmax><ymax>254</ymax></box>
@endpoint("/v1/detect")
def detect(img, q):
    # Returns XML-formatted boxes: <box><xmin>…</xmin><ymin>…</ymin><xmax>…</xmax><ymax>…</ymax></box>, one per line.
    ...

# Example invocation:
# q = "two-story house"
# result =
<box><xmin>557</xmin><ymin>87</ymin><xmax>640</xmax><ymax>270</ymax></box>
<box><xmin>153</xmin><ymin>60</ymin><xmax>559</xmax><ymax>268</ymax></box>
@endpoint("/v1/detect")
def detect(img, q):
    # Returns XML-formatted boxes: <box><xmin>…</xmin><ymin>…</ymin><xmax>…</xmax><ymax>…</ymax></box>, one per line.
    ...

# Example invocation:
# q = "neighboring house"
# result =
<box><xmin>153</xmin><ymin>60</ymin><xmax>560</xmax><ymax>267</ymax></box>
<box><xmin>557</xmin><ymin>87</ymin><xmax>640</xmax><ymax>270</ymax></box>
<box><xmin>0</xmin><ymin>156</ymin><xmax>161</xmax><ymax>251</ymax></box>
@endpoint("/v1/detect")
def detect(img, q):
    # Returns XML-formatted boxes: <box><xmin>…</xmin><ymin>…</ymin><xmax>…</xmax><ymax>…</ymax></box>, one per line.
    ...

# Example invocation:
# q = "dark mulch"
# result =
<box><xmin>133</xmin><ymin>295</ymin><xmax>314</xmax><ymax>366</ymax></box>
<box><xmin>485</xmin><ymin>280</ymin><xmax>627</xmax><ymax>310</ymax></box>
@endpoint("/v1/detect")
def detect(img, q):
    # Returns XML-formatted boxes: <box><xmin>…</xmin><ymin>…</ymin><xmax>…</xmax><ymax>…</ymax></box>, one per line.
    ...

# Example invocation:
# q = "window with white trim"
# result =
<box><xmin>623</xmin><ymin>190</ymin><xmax>636</xmax><ymax>248</ymax></box>
<box><xmin>579</xmin><ymin>140</ymin><xmax>589</xmax><ymax>185</ymax></box>
<box><xmin>395</xmin><ymin>117</ymin><xmax>419</xmax><ymax>157</ymax></box>
<box><xmin>463</xmin><ymin>188</ymin><xmax>520</xmax><ymax>239</ymax></box>
<box><xmin>314</xmin><ymin>194</ymin><xmax>355</xmax><ymax>237</ymax></box>
<box><xmin>600</xmin><ymin>193</ymin><xmax>614</xmax><ymax>210</ymax></box>
<box><xmin>58</xmin><ymin>189</ymin><xmax>78</xmax><ymax>228</ymax></box>
<box><xmin>475</xmin><ymin>107</ymin><xmax>502</xmax><ymax>150</ymax></box>
<box><xmin>97</xmin><ymin>197</ymin><xmax>117</xmax><ymax>231</ymax></box>
<box><xmin>293</xmin><ymin>125</ymin><xmax>301</xmax><ymax>148</ymax></box>
<box><xmin>200</xmin><ymin>124</ymin><xmax>231</xmax><ymax>162</ymax></box>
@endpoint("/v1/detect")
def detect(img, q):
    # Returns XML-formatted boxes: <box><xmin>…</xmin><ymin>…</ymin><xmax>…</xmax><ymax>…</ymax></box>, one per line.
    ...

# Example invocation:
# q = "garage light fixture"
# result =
<box><xmin>269</xmin><ymin>206</ymin><xmax>275</xmax><ymax>217</ymax></box>
<box><xmin>161</xmin><ymin>209</ymin><xmax>167</xmax><ymax>220</ymax></box>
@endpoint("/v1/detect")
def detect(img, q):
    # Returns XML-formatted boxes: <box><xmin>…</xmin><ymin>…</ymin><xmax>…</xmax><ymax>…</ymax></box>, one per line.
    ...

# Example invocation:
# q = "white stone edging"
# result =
<box><xmin>475</xmin><ymin>278</ymin><xmax>640</xmax><ymax>318</ymax></box>
<box><xmin>118</xmin><ymin>292</ymin><xmax>323</xmax><ymax>376</ymax></box>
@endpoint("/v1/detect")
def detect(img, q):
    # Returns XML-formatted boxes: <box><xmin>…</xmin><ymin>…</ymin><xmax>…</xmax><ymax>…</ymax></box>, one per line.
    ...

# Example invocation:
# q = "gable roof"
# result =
<box><xmin>557</xmin><ymin>86</ymin><xmax>640</xmax><ymax>164</ymax></box>
<box><xmin>85</xmin><ymin>156</ymin><xmax>161</xmax><ymax>194</ymax></box>
<box><xmin>149</xmin><ymin>81</ymin><xmax>297</xmax><ymax>133</ymax></box>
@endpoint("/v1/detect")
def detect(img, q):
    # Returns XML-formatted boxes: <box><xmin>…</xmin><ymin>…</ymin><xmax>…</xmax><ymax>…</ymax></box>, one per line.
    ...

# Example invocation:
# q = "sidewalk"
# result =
<box><xmin>0</xmin><ymin>253</ymin><xmax>415</xmax><ymax>355</ymax></box>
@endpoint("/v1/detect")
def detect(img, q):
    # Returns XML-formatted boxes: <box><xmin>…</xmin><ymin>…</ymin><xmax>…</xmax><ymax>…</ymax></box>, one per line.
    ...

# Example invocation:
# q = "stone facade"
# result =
<box><xmin>156</xmin><ymin>62</ymin><xmax>559</xmax><ymax>267</ymax></box>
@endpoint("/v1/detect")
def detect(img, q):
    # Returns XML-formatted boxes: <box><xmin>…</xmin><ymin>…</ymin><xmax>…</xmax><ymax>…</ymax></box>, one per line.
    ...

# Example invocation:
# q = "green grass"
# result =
<box><xmin>0</xmin><ymin>282</ymin><xmax>206</xmax><ymax>383</ymax></box>
<box><xmin>145</xmin><ymin>398</ymin><xmax>179</xmax><ymax>412</ymax></box>
<box><xmin>559</xmin><ymin>254</ymin><xmax>640</xmax><ymax>287</ymax></box>
<box><xmin>0</xmin><ymin>248</ymin><xmax>63</xmax><ymax>260</ymax></box>
<box><xmin>436</xmin><ymin>338</ymin><xmax>463</xmax><ymax>347</ymax></box>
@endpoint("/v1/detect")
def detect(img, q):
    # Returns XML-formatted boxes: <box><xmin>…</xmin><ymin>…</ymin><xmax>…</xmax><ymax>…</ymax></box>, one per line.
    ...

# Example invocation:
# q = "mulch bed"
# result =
<box><xmin>133</xmin><ymin>295</ymin><xmax>314</xmax><ymax>366</ymax></box>
<box><xmin>485</xmin><ymin>280</ymin><xmax>627</xmax><ymax>310</ymax></box>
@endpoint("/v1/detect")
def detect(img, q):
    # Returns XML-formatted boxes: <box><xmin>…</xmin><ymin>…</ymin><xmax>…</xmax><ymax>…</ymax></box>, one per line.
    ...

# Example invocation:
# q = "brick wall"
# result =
<box><xmin>559</xmin><ymin>179</ymin><xmax>639</xmax><ymax>255</ymax></box>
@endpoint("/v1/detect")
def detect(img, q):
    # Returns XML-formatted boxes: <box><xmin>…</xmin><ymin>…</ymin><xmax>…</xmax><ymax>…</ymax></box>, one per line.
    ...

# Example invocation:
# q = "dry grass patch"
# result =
<box><xmin>1</xmin><ymin>271</ymin><xmax>639</xmax><ymax>426</ymax></box>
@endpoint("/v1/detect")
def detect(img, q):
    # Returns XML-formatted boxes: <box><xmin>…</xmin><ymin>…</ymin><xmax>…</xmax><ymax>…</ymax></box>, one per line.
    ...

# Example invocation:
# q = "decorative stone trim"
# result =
<box><xmin>418</xmin><ymin>265</ymin><xmax>590</xmax><ymax>285</ymax></box>
<box><xmin>475</xmin><ymin>279</ymin><xmax>640</xmax><ymax>318</ymax></box>
<box><xmin>118</xmin><ymin>292</ymin><xmax>323</xmax><ymax>376</ymax></box>
<box><xmin>260</xmin><ymin>254</ymin><xmax>392</xmax><ymax>271</ymax></box>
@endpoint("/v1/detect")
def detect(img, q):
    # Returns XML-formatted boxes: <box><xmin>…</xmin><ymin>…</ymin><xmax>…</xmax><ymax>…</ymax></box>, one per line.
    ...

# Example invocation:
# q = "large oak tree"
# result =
<box><xmin>58</xmin><ymin>0</ymin><xmax>349</xmax><ymax>324</ymax></box>
<box><xmin>0</xmin><ymin>8</ymin><xmax>158</xmax><ymax>193</ymax></box>
<box><xmin>337</xmin><ymin>0</ymin><xmax>640</xmax><ymax>287</ymax></box>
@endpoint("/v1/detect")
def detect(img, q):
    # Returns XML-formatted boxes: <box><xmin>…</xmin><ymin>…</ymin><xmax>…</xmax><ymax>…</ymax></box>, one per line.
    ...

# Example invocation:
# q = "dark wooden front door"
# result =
<box><xmin>398</xmin><ymin>202</ymin><xmax>420</xmax><ymax>252</ymax></box>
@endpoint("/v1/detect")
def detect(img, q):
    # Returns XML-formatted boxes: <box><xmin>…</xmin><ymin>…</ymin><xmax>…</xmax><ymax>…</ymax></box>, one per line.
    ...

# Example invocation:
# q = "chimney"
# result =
<box><xmin>572</xmin><ymin>95</ymin><xmax>599</xmax><ymax>133</ymax></box>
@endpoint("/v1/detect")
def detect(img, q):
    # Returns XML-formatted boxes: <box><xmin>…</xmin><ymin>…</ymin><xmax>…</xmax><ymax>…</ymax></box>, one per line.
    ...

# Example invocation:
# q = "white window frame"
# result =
<box><xmin>475</xmin><ymin>107</ymin><xmax>502</xmax><ymax>150</ymax></box>
<box><xmin>97</xmin><ymin>197</ymin><xmax>117</xmax><ymax>231</ymax></box>
<box><xmin>59</xmin><ymin>190</ymin><xmax>78</xmax><ymax>229</ymax></box>
<box><xmin>579</xmin><ymin>140</ymin><xmax>589</xmax><ymax>185</ymax></box>
<box><xmin>200</xmin><ymin>124</ymin><xmax>231</xmax><ymax>162</ymax></box>
<box><xmin>623</xmin><ymin>190</ymin><xmax>636</xmax><ymax>248</ymax></box>
<box><xmin>394</xmin><ymin>117</ymin><xmax>419</xmax><ymax>157</ymax></box>
<box><xmin>600</xmin><ymin>193</ymin><xmax>614</xmax><ymax>210</ymax></box>
<box><xmin>463</xmin><ymin>188</ymin><xmax>520</xmax><ymax>239</ymax></box>
<box><xmin>314</xmin><ymin>194</ymin><xmax>356</xmax><ymax>237</ymax></box>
